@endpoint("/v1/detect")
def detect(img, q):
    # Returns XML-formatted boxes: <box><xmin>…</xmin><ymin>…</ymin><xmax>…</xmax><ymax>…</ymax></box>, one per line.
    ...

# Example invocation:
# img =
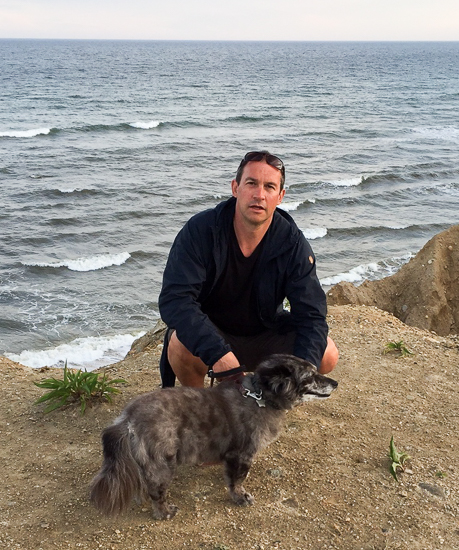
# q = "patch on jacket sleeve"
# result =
<box><xmin>309</xmin><ymin>255</ymin><xmax>314</xmax><ymax>264</ymax></box>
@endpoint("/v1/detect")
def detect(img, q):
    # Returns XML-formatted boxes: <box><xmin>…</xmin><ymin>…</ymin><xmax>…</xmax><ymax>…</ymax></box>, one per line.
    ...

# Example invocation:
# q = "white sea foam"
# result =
<box><xmin>23</xmin><ymin>252</ymin><xmax>131</xmax><ymax>272</ymax></box>
<box><xmin>386</xmin><ymin>223</ymin><xmax>411</xmax><ymax>230</ymax></box>
<box><xmin>321</xmin><ymin>263</ymin><xmax>380</xmax><ymax>286</ymax></box>
<box><xmin>279</xmin><ymin>198</ymin><xmax>315</xmax><ymax>212</ymax></box>
<box><xmin>0</xmin><ymin>128</ymin><xmax>51</xmax><ymax>138</ymax></box>
<box><xmin>326</xmin><ymin>177</ymin><xmax>362</xmax><ymax>187</ymax></box>
<box><xmin>302</xmin><ymin>227</ymin><xmax>327</xmax><ymax>240</ymax></box>
<box><xmin>413</xmin><ymin>126</ymin><xmax>459</xmax><ymax>142</ymax></box>
<box><xmin>6</xmin><ymin>332</ymin><xmax>145</xmax><ymax>371</ymax></box>
<box><xmin>321</xmin><ymin>254</ymin><xmax>413</xmax><ymax>287</ymax></box>
<box><xmin>279</xmin><ymin>201</ymin><xmax>302</xmax><ymax>212</ymax></box>
<box><xmin>129</xmin><ymin>120</ymin><xmax>161</xmax><ymax>129</ymax></box>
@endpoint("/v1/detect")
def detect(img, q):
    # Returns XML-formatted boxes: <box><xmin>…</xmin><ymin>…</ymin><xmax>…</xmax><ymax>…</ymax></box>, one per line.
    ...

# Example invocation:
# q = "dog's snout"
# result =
<box><xmin>329</xmin><ymin>378</ymin><xmax>338</xmax><ymax>389</ymax></box>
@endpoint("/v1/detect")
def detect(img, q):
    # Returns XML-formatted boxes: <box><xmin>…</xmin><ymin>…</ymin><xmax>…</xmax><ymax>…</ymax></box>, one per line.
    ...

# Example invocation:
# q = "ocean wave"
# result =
<box><xmin>278</xmin><ymin>198</ymin><xmax>315</xmax><ymax>212</ymax></box>
<box><xmin>278</xmin><ymin>201</ymin><xmax>302</xmax><ymax>212</ymax></box>
<box><xmin>321</xmin><ymin>262</ymin><xmax>380</xmax><ymax>286</ymax></box>
<box><xmin>129</xmin><ymin>120</ymin><xmax>162</xmax><ymax>129</ymax></box>
<box><xmin>321</xmin><ymin>254</ymin><xmax>413</xmax><ymax>287</ymax></box>
<box><xmin>224</xmin><ymin>114</ymin><xmax>278</xmax><ymax>123</ymax></box>
<box><xmin>327</xmin><ymin>222</ymin><xmax>447</xmax><ymax>239</ymax></box>
<box><xmin>72</xmin><ymin>121</ymin><xmax>164</xmax><ymax>133</ymax></box>
<box><xmin>14</xmin><ymin>119</ymin><xmax>208</xmax><ymax>136</ymax></box>
<box><xmin>302</xmin><ymin>227</ymin><xmax>327</xmax><ymax>240</ymax></box>
<box><xmin>361</xmin><ymin>165</ymin><xmax>459</xmax><ymax>186</ymax></box>
<box><xmin>324</xmin><ymin>176</ymin><xmax>363</xmax><ymax>187</ymax></box>
<box><xmin>412</xmin><ymin>126</ymin><xmax>459</xmax><ymax>142</ymax></box>
<box><xmin>54</xmin><ymin>187</ymin><xmax>100</xmax><ymax>196</ymax></box>
<box><xmin>22</xmin><ymin>252</ymin><xmax>131</xmax><ymax>272</ymax></box>
<box><xmin>30</xmin><ymin>174</ymin><xmax>54</xmax><ymax>179</ymax></box>
<box><xmin>0</xmin><ymin>127</ymin><xmax>52</xmax><ymax>138</ymax></box>
<box><xmin>5</xmin><ymin>331</ymin><xmax>145</xmax><ymax>370</ymax></box>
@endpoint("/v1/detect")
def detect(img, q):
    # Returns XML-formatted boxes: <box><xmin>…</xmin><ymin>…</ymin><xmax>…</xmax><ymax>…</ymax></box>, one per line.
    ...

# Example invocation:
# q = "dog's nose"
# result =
<box><xmin>329</xmin><ymin>378</ymin><xmax>338</xmax><ymax>389</ymax></box>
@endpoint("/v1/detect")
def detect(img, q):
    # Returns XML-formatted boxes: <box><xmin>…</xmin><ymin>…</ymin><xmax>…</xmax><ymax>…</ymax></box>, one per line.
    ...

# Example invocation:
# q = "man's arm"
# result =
<box><xmin>158</xmin><ymin>216</ymin><xmax>234</xmax><ymax>369</ymax></box>
<box><xmin>286</xmin><ymin>236</ymin><xmax>328</xmax><ymax>368</ymax></box>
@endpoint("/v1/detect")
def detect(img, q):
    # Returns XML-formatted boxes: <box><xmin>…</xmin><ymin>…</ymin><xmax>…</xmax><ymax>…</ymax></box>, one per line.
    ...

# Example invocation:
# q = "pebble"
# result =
<box><xmin>418</xmin><ymin>483</ymin><xmax>446</xmax><ymax>498</ymax></box>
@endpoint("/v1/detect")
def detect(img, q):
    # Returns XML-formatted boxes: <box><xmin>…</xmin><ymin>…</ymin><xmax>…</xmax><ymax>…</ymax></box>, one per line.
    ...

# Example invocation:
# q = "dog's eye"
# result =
<box><xmin>299</xmin><ymin>376</ymin><xmax>314</xmax><ymax>391</ymax></box>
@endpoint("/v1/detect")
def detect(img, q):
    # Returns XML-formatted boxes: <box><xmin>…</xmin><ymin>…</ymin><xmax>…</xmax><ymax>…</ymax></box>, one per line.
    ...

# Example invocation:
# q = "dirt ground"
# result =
<box><xmin>1</xmin><ymin>304</ymin><xmax>458</xmax><ymax>550</ymax></box>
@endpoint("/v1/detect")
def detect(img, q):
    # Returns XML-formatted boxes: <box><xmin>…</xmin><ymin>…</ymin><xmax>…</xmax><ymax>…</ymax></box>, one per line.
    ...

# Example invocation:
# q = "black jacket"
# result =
<box><xmin>158</xmin><ymin>197</ymin><xmax>328</xmax><ymax>386</ymax></box>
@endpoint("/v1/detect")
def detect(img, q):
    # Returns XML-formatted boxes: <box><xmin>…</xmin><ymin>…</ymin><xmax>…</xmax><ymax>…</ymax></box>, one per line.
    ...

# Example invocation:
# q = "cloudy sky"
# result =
<box><xmin>1</xmin><ymin>0</ymin><xmax>458</xmax><ymax>41</ymax></box>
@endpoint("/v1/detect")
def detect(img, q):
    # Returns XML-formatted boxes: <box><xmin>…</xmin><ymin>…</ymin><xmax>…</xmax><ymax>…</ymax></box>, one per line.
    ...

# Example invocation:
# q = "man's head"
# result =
<box><xmin>235</xmin><ymin>151</ymin><xmax>285</xmax><ymax>190</ymax></box>
<box><xmin>231</xmin><ymin>151</ymin><xmax>286</xmax><ymax>230</ymax></box>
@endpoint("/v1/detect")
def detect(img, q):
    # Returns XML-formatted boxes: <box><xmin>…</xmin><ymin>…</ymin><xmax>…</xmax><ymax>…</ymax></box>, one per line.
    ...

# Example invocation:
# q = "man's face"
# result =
<box><xmin>231</xmin><ymin>160</ymin><xmax>285</xmax><ymax>229</ymax></box>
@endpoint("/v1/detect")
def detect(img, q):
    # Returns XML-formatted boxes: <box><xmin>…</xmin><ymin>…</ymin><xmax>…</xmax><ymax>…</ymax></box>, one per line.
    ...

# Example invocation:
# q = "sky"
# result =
<box><xmin>1</xmin><ymin>0</ymin><xmax>458</xmax><ymax>41</ymax></box>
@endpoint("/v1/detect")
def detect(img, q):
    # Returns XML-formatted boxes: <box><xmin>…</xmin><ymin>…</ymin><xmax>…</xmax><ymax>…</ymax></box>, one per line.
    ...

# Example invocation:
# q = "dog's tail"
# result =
<box><xmin>90</xmin><ymin>419</ymin><xmax>144</xmax><ymax>516</ymax></box>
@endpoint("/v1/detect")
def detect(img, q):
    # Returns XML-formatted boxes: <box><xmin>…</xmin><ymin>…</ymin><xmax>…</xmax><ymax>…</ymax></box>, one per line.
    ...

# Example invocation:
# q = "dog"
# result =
<box><xmin>90</xmin><ymin>354</ymin><xmax>338</xmax><ymax>519</ymax></box>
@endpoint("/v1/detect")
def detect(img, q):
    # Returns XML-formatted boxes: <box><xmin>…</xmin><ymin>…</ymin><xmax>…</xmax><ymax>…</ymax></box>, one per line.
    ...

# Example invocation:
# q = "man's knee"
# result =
<box><xmin>168</xmin><ymin>331</ymin><xmax>194</xmax><ymax>363</ymax></box>
<box><xmin>319</xmin><ymin>337</ymin><xmax>339</xmax><ymax>375</ymax></box>
<box><xmin>167</xmin><ymin>331</ymin><xmax>208</xmax><ymax>385</ymax></box>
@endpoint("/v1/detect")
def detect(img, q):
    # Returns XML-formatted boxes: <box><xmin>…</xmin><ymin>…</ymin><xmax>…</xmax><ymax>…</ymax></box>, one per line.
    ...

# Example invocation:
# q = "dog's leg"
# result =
<box><xmin>223</xmin><ymin>454</ymin><xmax>254</xmax><ymax>506</ymax></box>
<box><xmin>141</xmin><ymin>462</ymin><xmax>178</xmax><ymax>520</ymax></box>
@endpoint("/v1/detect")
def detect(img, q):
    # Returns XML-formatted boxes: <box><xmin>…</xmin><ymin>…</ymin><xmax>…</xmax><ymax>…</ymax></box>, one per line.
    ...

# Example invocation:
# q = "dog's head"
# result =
<box><xmin>253</xmin><ymin>354</ymin><xmax>338</xmax><ymax>410</ymax></box>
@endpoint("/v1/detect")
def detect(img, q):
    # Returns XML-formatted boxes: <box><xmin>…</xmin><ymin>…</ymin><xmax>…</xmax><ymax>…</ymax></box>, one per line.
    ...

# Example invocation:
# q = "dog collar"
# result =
<box><xmin>240</xmin><ymin>375</ymin><xmax>265</xmax><ymax>407</ymax></box>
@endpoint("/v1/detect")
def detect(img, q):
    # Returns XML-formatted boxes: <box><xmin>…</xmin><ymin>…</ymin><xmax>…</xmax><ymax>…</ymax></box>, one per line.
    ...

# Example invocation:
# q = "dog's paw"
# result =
<box><xmin>151</xmin><ymin>503</ymin><xmax>179</xmax><ymax>520</ymax></box>
<box><xmin>164</xmin><ymin>504</ymin><xmax>179</xmax><ymax>519</ymax></box>
<box><xmin>231</xmin><ymin>490</ymin><xmax>254</xmax><ymax>506</ymax></box>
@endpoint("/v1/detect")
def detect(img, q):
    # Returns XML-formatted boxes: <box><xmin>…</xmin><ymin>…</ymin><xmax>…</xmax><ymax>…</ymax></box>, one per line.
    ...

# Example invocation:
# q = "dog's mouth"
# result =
<box><xmin>298</xmin><ymin>378</ymin><xmax>338</xmax><ymax>402</ymax></box>
<box><xmin>298</xmin><ymin>392</ymin><xmax>332</xmax><ymax>402</ymax></box>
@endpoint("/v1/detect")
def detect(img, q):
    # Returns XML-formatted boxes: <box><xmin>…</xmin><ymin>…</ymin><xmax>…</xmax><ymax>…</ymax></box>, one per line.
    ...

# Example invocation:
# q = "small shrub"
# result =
<box><xmin>34</xmin><ymin>363</ymin><xmax>127</xmax><ymax>414</ymax></box>
<box><xmin>388</xmin><ymin>436</ymin><xmax>411</xmax><ymax>481</ymax></box>
<box><xmin>383</xmin><ymin>340</ymin><xmax>414</xmax><ymax>357</ymax></box>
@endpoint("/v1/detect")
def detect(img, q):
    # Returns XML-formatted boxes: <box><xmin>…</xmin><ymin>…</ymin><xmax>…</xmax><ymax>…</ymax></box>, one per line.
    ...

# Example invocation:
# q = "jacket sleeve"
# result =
<box><xmin>158</xmin><ymin>217</ymin><xmax>232</xmax><ymax>368</ymax></box>
<box><xmin>285</xmin><ymin>235</ymin><xmax>328</xmax><ymax>369</ymax></box>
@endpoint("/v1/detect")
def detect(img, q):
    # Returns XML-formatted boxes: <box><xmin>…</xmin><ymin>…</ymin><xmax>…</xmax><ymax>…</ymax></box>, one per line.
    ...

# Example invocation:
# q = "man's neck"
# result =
<box><xmin>233</xmin><ymin>214</ymin><xmax>271</xmax><ymax>257</ymax></box>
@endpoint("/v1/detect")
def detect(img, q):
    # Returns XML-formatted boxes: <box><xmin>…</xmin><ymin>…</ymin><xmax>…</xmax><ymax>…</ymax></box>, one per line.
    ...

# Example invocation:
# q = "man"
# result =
<box><xmin>159</xmin><ymin>151</ymin><xmax>338</xmax><ymax>387</ymax></box>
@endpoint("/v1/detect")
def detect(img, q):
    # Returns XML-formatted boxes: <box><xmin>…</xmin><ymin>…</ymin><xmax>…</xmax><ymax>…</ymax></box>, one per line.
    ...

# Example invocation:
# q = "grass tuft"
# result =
<box><xmin>388</xmin><ymin>436</ymin><xmax>411</xmax><ymax>481</ymax></box>
<box><xmin>383</xmin><ymin>340</ymin><xmax>414</xmax><ymax>357</ymax></box>
<box><xmin>34</xmin><ymin>362</ymin><xmax>127</xmax><ymax>414</ymax></box>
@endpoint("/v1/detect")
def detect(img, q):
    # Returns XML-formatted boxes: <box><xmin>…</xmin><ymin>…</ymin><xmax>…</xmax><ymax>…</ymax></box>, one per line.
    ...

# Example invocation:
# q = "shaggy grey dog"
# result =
<box><xmin>90</xmin><ymin>354</ymin><xmax>338</xmax><ymax>519</ymax></box>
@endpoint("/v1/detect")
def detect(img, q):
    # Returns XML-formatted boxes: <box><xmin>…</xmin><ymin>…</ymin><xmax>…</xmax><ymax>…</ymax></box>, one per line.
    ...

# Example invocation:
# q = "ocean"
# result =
<box><xmin>1</xmin><ymin>40</ymin><xmax>458</xmax><ymax>370</ymax></box>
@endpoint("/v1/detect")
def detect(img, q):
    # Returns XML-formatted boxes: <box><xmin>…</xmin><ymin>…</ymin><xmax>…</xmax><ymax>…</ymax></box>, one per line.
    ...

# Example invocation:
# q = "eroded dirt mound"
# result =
<box><xmin>327</xmin><ymin>224</ymin><xmax>459</xmax><ymax>335</ymax></box>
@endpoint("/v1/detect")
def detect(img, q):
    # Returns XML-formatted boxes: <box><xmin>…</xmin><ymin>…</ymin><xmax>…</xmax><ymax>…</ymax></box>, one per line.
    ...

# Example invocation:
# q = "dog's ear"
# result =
<box><xmin>257</xmin><ymin>363</ymin><xmax>295</xmax><ymax>397</ymax></box>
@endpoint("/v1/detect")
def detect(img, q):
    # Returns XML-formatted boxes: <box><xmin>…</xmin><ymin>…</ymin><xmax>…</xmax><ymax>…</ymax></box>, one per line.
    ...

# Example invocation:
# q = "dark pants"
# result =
<box><xmin>159</xmin><ymin>327</ymin><xmax>296</xmax><ymax>387</ymax></box>
<box><xmin>217</xmin><ymin>328</ymin><xmax>296</xmax><ymax>371</ymax></box>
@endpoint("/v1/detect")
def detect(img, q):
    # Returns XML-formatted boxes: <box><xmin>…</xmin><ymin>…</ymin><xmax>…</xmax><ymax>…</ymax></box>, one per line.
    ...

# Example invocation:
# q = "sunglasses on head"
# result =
<box><xmin>238</xmin><ymin>151</ymin><xmax>285</xmax><ymax>178</ymax></box>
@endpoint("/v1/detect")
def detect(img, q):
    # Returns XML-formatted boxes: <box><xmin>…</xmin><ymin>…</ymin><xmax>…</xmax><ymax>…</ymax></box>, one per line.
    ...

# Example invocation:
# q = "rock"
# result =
<box><xmin>267</xmin><ymin>468</ymin><xmax>284</xmax><ymax>478</ymax></box>
<box><xmin>327</xmin><ymin>225</ymin><xmax>459</xmax><ymax>335</ymax></box>
<box><xmin>418</xmin><ymin>483</ymin><xmax>446</xmax><ymax>498</ymax></box>
<box><xmin>126</xmin><ymin>319</ymin><xmax>167</xmax><ymax>356</ymax></box>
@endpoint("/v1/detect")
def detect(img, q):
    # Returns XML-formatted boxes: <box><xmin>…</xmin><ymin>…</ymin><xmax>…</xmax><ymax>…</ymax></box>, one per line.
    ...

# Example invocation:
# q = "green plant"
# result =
<box><xmin>435</xmin><ymin>471</ymin><xmax>447</xmax><ymax>479</ymax></box>
<box><xmin>34</xmin><ymin>363</ymin><xmax>127</xmax><ymax>414</ymax></box>
<box><xmin>383</xmin><ymin>340</ymin><xmax>414</xmax><ymax>357</ymax></box>
<box><xmin>388</xmin><ymin>436</ymin><xmax>411</xmax><ymax>481</ymax></box>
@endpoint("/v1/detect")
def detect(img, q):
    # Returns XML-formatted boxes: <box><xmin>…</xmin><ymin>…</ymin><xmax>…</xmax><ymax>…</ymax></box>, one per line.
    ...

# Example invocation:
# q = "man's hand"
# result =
<box><xmin>212</xmin><ymin>351</ymin><xmax>241</xmax><ymax>374</ymax></box>
<box><xmin>210</xmin><ymin>352</ymin><xmax>245</xmax><ymax>384</ymax></box>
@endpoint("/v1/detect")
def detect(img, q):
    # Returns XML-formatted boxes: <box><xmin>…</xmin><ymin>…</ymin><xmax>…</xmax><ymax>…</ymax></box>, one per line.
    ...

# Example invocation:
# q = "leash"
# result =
<box><xmin>207</xmin><ymin>365</ymin><xmax>245</xmax><ymax>387</ymax></box>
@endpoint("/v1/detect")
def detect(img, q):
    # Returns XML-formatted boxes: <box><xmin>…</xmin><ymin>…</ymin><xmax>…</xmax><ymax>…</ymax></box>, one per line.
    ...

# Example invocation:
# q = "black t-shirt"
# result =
<box><xmin>201</xmin><ymin>224</ymin><xmax>266</xmax><ymax>336</ymax></box>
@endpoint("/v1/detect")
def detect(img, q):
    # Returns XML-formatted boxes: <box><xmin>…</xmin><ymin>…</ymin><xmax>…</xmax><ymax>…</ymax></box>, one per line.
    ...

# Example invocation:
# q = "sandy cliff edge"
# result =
<box><xmin>1</xmin><ymin>303</ymin><xmax>458</xmax><ymax>550</ymax></box>
<box><xmin>327</xmin><ymin>224</ymin><xmax>459</xmax><ymax>336</ymax></box>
